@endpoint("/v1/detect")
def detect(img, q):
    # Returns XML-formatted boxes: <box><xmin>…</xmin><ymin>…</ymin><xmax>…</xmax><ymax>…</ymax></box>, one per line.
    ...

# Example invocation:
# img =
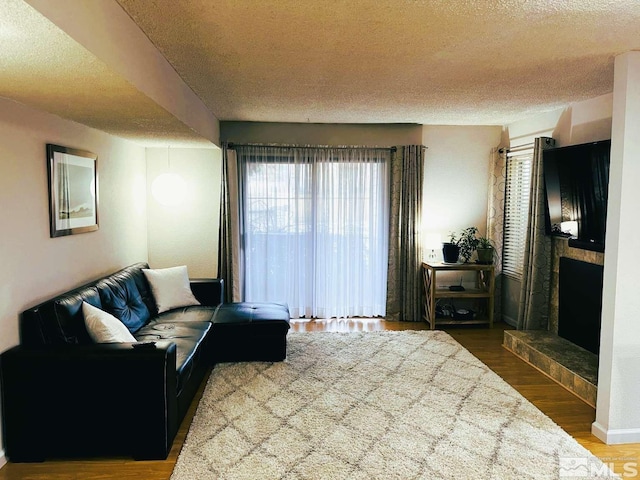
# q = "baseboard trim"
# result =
<box><xmin>0</xmin><ymin>449</ymin><xmax>6</xmax><ymax>469</ymax></box>
<box><xmin>592</xmin><ymin>422</ymin><xmax>640</xmax><ymax>444</ymax></box>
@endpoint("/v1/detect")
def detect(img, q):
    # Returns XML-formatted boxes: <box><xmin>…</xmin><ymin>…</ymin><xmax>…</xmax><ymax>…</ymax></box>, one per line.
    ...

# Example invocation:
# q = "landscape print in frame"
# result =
<box><xmin>47</xmin><ymin>144</ymin><xmax>98</xmax><ymax>238</ymax></box>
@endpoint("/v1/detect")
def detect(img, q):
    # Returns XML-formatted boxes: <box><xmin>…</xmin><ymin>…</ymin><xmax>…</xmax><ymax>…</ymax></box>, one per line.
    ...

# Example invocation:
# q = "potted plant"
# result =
<box><xmin>476</xmin><ymin>236</ymin><xmax>495</xmax><ymax>264</ymax></box>
<box><xmin>442</xmin><ymin>232</ymin><xmax>460</xmax><ymax>264</ymax></box>
<box><xmin>457</xmin><ymin>227</ymin><xmax>479</xmax><ymax>263</ymax></box>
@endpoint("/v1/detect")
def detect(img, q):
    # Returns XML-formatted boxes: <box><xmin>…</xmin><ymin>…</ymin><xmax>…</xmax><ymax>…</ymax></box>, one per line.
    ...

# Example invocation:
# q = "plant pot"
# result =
<box><xmin>476</xmin><ymin>247</ymin><xmax>494</xmax><ymax>264</ymax></box>
<box><xmin>442</xmin><ymin>243</ymin><xmax>460</xmax><ymax>264</ymax></box>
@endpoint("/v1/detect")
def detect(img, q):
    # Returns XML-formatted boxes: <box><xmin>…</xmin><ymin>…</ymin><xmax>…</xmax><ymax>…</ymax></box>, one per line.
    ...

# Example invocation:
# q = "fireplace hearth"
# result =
<box><xmin>503</xmin><ymin>330</ymin><xmax>598</xmax><ymax>406</ymax></box>
<box><xmin>503</xmin><ymin>244</ymin><xmax>604</xmax><ymax>407</ymax></box>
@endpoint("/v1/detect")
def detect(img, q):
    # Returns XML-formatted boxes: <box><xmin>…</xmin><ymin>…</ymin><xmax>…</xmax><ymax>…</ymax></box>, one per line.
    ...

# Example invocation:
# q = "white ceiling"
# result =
<box><xmin>2</xmin><ymin>0</ymin><xmax>640</xmax><ymax>144</ymax></box>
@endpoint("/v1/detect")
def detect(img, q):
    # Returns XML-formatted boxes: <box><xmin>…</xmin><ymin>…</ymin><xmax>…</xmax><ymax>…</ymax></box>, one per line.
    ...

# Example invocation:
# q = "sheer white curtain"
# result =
<box><xmin>237</xmin><ymin>145</ymin><xmax>390</xmax><ymax>319</ymax></box>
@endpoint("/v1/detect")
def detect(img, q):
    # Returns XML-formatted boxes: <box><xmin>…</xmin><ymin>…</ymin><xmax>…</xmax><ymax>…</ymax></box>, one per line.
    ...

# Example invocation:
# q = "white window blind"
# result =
<box><xmin>503</xmin><ymin>147</ymin><xmax>534</xmax><ymax>278</ymax></box>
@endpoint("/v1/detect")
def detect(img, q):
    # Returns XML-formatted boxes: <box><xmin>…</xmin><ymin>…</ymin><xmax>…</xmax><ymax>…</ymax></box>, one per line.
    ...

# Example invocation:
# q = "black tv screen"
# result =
<box><xmin>543</xmin><ymin>140</ymin><xmax>611</xmax><ymax>252</ymax></box>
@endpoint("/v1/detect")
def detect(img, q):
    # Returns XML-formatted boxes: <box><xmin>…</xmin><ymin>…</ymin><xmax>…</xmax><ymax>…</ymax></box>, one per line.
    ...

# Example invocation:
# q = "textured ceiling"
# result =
<box><xmin>117</xmin><ymin>0</ymin><xmax>640</xmax><ymax>125</ymax></box>
<box><xmin>0</xmin><ymin>0</ymin><xmax>209</xmax><ymax>146</ymax></box>
<box><xmin>2</xmin><ymin>0</ymin><xmax>640</xmax><ymax>146</ymax></box>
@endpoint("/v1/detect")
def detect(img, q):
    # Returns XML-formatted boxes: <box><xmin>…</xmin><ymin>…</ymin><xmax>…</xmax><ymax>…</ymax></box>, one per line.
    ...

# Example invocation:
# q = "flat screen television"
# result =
<box><xmin>543</xmin><ymin>140</ymin><xmax>611</xmax><ymax>252</ymax></box>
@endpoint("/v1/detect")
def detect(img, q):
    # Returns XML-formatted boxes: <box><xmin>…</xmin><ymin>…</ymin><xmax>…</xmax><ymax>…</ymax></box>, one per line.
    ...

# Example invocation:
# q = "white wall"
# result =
<box><xmin>421</xmin><ymin>125</ymin><xmax>503</xmax><ymax>242</ymax></box>
<box><xmin>0</xmin><ymin>97</ymin><xmax>148</xmax><ymax>464</ymax></box>
<box><xmin>146</xmin><ymin>147</ymin><xmax>221</xmax><ymax>277</ymax></box>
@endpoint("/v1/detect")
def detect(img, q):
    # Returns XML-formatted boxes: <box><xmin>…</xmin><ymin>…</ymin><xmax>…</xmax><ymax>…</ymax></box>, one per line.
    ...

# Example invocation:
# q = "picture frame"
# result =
<box><xmin>47</xmin><ymin>144</ymin><xmax>99</xmax><ymax>238</ymax></box>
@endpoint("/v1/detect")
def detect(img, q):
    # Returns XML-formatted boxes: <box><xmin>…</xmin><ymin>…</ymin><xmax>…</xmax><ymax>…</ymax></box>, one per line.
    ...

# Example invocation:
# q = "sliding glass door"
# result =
<box><xmin>238</xmin><ymin>145</ymin><xmax>389</xmax><ymax>319</ymax></box>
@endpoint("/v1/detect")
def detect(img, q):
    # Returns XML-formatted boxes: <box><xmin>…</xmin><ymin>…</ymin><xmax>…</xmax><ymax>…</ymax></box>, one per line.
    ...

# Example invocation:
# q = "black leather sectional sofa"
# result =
<box><xmin>0</xmin><ymin>262</ymin><xmax>290</xmax><ymax>462</ymax></box>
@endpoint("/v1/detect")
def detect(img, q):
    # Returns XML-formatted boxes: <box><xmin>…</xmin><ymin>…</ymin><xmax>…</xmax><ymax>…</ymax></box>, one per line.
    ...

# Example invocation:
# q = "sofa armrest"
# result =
<box><xmin>190</xmin><ymin>278</ymin><xmax>224</xmax><ymax>306</ymax></box>
<box><xmin>0</xmin><ymin>341</ymin><xmax>177</xmax><ymax>461</ymax></box>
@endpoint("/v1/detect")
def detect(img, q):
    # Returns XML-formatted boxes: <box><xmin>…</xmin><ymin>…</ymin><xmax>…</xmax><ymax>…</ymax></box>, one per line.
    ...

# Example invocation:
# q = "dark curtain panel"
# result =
<box><xmin>517</xmin><ymin>137</ymin><xmax>555</xmax><ymax>330</ymax></box>
<box><xmin>386</xmin><ymin>145</ymin><xmax>425</xmax><ymax>322</ymax></box>
<box><xmin>217</xmin><ymin>144</ymin><xmax>235</xmax><ymax>303</ymax></box>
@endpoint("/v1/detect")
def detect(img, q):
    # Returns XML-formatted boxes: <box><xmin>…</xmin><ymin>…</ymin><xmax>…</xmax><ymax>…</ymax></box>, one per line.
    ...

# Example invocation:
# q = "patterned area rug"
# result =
<box><xmin>171</xmin><ymin>331</ymin><xmax>616</xmax><ymax>479</ymax></box>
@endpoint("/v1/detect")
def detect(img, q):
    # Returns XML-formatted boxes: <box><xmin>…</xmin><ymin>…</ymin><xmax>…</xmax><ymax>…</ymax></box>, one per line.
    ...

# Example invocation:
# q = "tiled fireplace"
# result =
<box><xmin>503</xmin><ymin>237</ymin><xmax>604</xmax><ymax>407</ymax></box>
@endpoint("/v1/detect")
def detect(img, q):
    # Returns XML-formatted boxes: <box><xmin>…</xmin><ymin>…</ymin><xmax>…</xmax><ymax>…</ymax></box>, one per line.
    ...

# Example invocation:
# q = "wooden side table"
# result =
<box><xmin>422</xmin><ymin>261</ymin><xmax>495</xmax><ymax>329</ymax></box>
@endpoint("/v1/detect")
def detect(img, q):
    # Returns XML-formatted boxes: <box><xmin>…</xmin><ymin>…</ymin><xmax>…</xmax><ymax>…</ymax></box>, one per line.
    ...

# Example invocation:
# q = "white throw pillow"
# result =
<box><xmin>142</xmin><ymin>265</ymin><xmax>200</xmax><ymax>314</ymax></box>
<box><xmin>82</xmin><ymin>301</ymin><xmax>137</xmax><ymax>343</ymax></box>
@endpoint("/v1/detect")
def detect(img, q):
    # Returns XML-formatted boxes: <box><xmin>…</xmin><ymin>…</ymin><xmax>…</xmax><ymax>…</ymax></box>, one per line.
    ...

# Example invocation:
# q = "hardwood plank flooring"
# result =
<box><xmin>0</xmin><ymin>320</ymin><xmax>637</xmax><ymax>479</ymax></box>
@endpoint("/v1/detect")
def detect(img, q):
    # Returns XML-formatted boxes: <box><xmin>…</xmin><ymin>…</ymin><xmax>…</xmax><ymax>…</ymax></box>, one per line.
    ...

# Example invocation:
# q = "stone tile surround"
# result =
<box><xmin>549</xmin><ymin>237</ymin><xmax>604</xmax><ymax>334</ymax></box>
<box><xmin>504</xmin><ymin>237</ymin><xmax>603</xmax><ymax>407</ymax></box>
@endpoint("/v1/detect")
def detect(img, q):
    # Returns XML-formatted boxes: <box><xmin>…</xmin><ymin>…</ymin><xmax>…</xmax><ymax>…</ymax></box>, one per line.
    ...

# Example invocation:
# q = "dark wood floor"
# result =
<box><xmin>0</xmin><ymin>320</ymin><xmax>637</xmax><ymax>479</ymax></box>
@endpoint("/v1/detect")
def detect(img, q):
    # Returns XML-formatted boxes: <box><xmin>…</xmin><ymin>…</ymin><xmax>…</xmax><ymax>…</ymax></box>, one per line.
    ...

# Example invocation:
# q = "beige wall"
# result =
<box><xmin>220</xmin><ymin>121</ymin><xmax>423</xmax><ymax>146</ymax></box>
<box><xmin>146</xmin><ymin>147</ymin><xmax>221</xmax><ymax>277</ymax></box>
<box><xmin>0</xmin><ymin>97</ymin><xmax>149</xmax><ymax>461</ymax></box>
<box><xmin>421</xmin><ymin>125</ymin><xmax>503</xmax><ymax>242</ymax></box>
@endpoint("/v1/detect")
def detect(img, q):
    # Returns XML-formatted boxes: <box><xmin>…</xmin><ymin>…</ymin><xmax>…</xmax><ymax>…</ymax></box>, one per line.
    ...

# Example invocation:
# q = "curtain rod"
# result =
<box><xmin>499</xmin><ymin>142</ymin><xmax>535</xmax><ymax>154</ymax></box>
<box><xmin>226</xmin><ymin>142</ymin><xmax>397</xmax><ymax>153</ymax></box>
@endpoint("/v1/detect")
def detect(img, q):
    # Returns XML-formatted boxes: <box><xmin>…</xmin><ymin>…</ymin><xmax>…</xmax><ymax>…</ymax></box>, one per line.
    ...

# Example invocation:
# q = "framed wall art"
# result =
<box><xmin>47</xmin><ymin>144</ymin><xmax>99</xmax><ymax>238</ymax></box>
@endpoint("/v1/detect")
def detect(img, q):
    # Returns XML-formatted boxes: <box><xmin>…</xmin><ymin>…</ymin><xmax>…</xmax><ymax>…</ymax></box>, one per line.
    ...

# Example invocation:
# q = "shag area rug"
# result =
<box><xmin>171</xmin><ymin>331</ymin><xmax>616</xmax><ymax>479</ymax></box>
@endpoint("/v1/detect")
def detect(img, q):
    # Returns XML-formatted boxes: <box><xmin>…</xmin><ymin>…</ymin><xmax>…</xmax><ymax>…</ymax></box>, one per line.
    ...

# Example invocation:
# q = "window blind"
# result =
<box><xmin>503</xmin><ymin>147</ymin><xmax>534</xmax><ymax>278</ymax></box>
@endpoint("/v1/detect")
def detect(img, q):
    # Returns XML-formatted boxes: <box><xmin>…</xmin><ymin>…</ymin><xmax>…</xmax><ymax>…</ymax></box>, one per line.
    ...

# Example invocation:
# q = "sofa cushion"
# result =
<box><xmin>115</xmin><ymin>262</ymin><xmax>157</xmax><ymax>315</ymax></box>
<box><xmin>97</xmin><ymin>274</ymin><xmax>150</xmax><ymax>334</ymax></box>
<box><xmin>142</xmin><ymin>266</ymin><xmax>200</xmax><ymax>314</ymax></box>
<box><xmin>154</xmin><ymin>305</ymin><xmax>216</xmax><ymax>323</ymax></box>
<box><xmin>134</xmin><ymin>308</ymin><xmax>213</xmax><ymax>394</ymax></box>
<box><xmin>82</xmin><ymin>302</ymin><xmax>137</xmax><ymax>343</ymax></box>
